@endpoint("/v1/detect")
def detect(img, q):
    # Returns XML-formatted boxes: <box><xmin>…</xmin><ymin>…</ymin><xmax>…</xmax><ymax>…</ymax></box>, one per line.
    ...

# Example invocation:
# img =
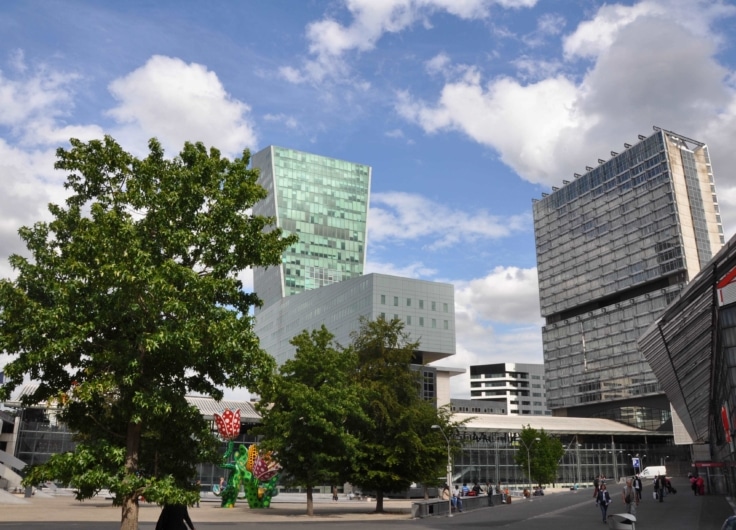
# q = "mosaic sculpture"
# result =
<box><xmin>212</xmin><ymin>408</ymin><xmax>281</xmax><ymax>508</ymax></box>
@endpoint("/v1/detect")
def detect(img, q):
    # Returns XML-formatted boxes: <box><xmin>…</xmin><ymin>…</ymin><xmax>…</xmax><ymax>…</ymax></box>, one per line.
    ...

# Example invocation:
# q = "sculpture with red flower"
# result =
<box><xmin>212</xmin><ymin>408</ymin><xmax>281</xmax><ymax>509</ymax></box>
<box><xmin>214</xmin><ymin>408</ymin><xmax>241</xmax><ymax>440</ymax></box>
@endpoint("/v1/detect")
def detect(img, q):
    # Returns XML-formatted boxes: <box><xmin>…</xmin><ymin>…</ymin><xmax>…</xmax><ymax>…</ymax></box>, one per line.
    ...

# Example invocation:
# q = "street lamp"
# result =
<box><xmin>432</xmin><ymin>424</ymin><xmax>453</xmax><ymax>517</ymax></box>
<box><xmin>519</xmin><ymin>436</ymin><xmax>540</xmax><ymax>498</ymax></box>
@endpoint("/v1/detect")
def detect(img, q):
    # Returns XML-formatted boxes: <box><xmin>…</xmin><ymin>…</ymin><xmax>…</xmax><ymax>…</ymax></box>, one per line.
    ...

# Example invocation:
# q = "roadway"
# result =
<box><xmin>0</xmin><ymin>477</ymin><xmax>732</xmax><ymax>529</ymax></box>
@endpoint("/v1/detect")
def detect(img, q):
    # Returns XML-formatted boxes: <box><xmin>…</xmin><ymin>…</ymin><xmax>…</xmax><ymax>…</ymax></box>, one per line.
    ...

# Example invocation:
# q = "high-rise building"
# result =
<box><xmin>469</xmin><ymin>362</ymin><xmax>550</xmax><ymax>416</ymax></box>
<box><xmin>251</xmin><ymin>146</ymin><xmax>460</xmax><ymax>404</ymax></box>
<box><xmin>532</xmin><ymin>128</ymin><xmax>724</xmax><ymax>428</ymax></box>
<box><xmin>251</xmin><ymin>146</ymin><xmax>371</xmax><ymax>311</ymax></box>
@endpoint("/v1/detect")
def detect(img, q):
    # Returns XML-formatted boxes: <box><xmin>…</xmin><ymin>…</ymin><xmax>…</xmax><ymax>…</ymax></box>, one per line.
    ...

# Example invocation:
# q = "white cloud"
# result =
<box><xmin>395</xmin><ymin>0</ymin><xmax>736</xmax><ymax>237</ymax></box>
<box><xmin>284</xmin><ymin>0</ymin><xmax>538</xmax><ymax>84</ymax></box>
<box><xmin>446</xmin><ymin>267</ymin><xmax>543</xmax><ymax>398</ymax></box>
<box><xmin>364</xmin><ymin>259</ymin><xmax>437</xmax><ymax>278</ymax></box>
<box><xmin>0</xmin><ymin>60</ymin><xmax>104</xmax><ymax>281</ymax></box>
<box><xmin>107</xmin><ymin>55</ymin><xmax>258</xmax><ymax>158</ymax></box>
<box><xmin>454</xmin><ymin>266</ymin><xmax>541</xmax><ymax>324</ymax></box>
<box><xmin>369</xmin><ymin>191</ymin><xmax>530</xmax><ymax>250</ymax></box>
<box><xmin>263</xmin><ymin>113</ymin><xmax>299</xmax><ymax>130</ymax></box>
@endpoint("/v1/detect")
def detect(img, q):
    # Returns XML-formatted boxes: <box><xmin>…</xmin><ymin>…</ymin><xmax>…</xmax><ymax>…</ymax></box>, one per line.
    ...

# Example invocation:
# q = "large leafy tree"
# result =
<box><xmin>347</xmin><ymin>316</ymin><xmax>448</xmax><ymax>513</ymax></box>
<box><xmin>514</xmin><ymin>425</ymin><xmax>565</xmax><ymax>488</ymax></box>
<box><xmin>255</xmin><ymin>326</ymin><xmax>367</xmax><ymax>516</ymax></box>
<box><xmin>0</xmin><ymin>136</ymin><xmax>296</xmax><ymax>530</ymax></box>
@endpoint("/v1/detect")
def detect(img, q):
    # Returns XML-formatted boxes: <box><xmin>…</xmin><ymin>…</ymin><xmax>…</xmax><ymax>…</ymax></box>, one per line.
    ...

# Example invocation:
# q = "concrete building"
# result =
<box><xmin>533</xmin><ymin>128</ymin><xmax>724</xmax><ymax>427</ymax></box>
<box><xmin>251</xmin><ymin>146</ymin><xmax>461</xmax><ymax>404</ymax></box>
<box><xmin>469</xmin><ymin>362</ymin><xmax>550</xmax><ymax>416</ymax></box>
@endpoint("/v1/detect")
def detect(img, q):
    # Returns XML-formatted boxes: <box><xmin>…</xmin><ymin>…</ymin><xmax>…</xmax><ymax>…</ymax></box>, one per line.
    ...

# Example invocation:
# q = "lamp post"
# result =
<box><xmin>432</xmin><ymin>424</ymin><xmax>453</xmax><ymax>517</ymax></box>
<box><xmin>519</xmin><ymin>436</ymin><xmax>540</xmax><ymax>498</ymax></box>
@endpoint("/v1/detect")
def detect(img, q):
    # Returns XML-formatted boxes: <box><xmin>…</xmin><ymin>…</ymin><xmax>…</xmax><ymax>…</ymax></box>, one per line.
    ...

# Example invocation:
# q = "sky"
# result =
<box><xmin>1</xmin><ymin>0</ymin><xmax>736</xmax><ymax>401</ymax></box>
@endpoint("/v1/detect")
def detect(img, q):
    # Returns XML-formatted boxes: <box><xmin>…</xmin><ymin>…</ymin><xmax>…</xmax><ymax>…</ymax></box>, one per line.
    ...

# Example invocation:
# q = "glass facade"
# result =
<box><xmin>454</xmin><ymin>431</ymin><xmax>687</xmax><ymax>488</ymax></box>
<box><xmin>252</xmin><ymin>146</ymin><xmax>370</xmax><ymax>310</ymax></box>
<box><xmin>533</xmin><ymin>130</ymin><xmax>723</xmax><ymax>420</ymax></box>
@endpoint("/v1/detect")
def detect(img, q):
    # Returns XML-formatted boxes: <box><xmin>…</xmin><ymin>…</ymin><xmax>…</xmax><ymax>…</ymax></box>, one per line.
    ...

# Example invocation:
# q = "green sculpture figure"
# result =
<box><xmin>217</xmin><ymin>443</ymin><xmax>279</xmax><ymax>508</ymax></box>
<box><xmin>213</xmin><ymin>409</ymin><xmax>281</xmax><ymax>509</ymax></box>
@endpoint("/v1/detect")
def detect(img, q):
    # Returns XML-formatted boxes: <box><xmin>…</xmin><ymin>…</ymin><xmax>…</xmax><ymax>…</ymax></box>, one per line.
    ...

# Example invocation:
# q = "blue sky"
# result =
<box><xmin>2</xmin><ymin>0</ymin><xmax>736</xmax><ymax>399</ymax></box>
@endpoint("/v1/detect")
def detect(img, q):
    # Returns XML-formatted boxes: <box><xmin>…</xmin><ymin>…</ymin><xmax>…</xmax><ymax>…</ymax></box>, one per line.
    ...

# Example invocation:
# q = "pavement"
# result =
<box><xmin>0</xmin><ymin>477</ymin><xmax>734</xmax><ymax>529</ymax></box>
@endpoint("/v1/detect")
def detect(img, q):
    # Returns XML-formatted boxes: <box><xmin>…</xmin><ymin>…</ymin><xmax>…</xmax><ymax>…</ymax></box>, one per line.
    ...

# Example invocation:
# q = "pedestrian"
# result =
<box><xmin>461</xmin><ymin>483</ymin><xmax>470</xmax><ymax>496</ymax></box>
<box><xmin>654</xmin><ymin>475</ymin><xmax>665</xmax><ymax>502</ymax></box>
<box><xmin>156</xmin><ymin>503</ymin><xmax>195</xmax><ymax>530</ymax></box>
<box><xmin>472</xmin><ymin>482</ymin><xmax>481</xmax><ymax>496</ymax></box>
<box><xmin>595</xmin><ymin>483</ymin><xmax>612</xmax><ymax>524</ymax></box>
<box><xmin>690</xmin><ymin>474</ymin><xmax>698</xmax><ymax>495</ymax></box>
<box><xmin>622</xmin><ymin>478</ymin><xmax>637</xmax><ymax>515</ymax></box>
<box><xmin>452</xmin><ymin>485</ymin><xmax>463</xmax><ymax>512</ymax></box>
<box><xmin>593</xmin><ymin>475</ymin><xmax>600</xmax><ymax>498</ymax></box>
<box><xmin>633</xmin><ymin>474</ymin><xmax>643</xmax><ymax>502</ymax></box>
<box><xmin>332</xmin><ymin>485</ymin><xmax>338</xmax><ymax>501</ymax></box>
<box><xmin>696</xmin><ymin>475</ymin><xmax>705</xmax><ymax>495</ymax></box>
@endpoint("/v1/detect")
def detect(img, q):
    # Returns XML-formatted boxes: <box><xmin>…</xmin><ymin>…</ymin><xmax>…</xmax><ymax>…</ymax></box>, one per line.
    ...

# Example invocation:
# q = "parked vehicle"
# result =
<box><xmin>639</xmin><ymin>466</ymin><xmax>667</xmax><ymax>478</ymax></box>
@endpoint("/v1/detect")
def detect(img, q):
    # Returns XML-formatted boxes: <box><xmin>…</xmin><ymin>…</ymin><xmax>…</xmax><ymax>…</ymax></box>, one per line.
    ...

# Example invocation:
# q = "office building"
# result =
<box><xmin>469</xmin><ymin>362</ymin><xmax>550</xmax><ymax>415</ymax></box>
<box><xmin>251</xmin><ymin>146</ymin><xmax>371</xmax><ymax>311</ymax></box>
<box><xmin>533</xmin><ymin>128</ymin><xmax>724</xmax><ymax>427</ymax></box>
<box><xmin>251</xmin><ymin>146</ymin><xmax>461</xmax><ymax>403</ymax></box>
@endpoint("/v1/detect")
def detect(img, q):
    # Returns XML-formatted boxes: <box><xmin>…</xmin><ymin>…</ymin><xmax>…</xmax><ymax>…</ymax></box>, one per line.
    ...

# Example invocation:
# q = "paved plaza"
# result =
<box><xmin>0</xmin><ymin>477</ymin><xmax>733</xmax><ymax>529</ymax></box>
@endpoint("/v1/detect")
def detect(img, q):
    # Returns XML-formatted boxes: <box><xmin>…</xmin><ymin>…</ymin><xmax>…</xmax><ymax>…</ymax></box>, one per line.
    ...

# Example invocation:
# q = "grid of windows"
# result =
<box><xmin>254</xmin><ymin>146</ymin><xmax>370</xmax><ymax>302</ymax></box>
<box><xmin>533</xmin><ymin>130</ymin><xmax>723</xmax><ymax>413</ymax></box>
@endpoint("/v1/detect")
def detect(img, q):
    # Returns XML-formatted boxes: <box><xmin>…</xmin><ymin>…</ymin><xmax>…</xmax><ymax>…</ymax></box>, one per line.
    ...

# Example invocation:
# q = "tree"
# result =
<box><xmin>0</xmin><ymin>136</ymin><xmax>297</xmax><ymax>530</ymax></box>
<box><xmin>514</xmin><ymin>425</ymin><xmax>565</xmax><ymax>488</ymax></box>
<box><xmin>255</xmin><ymin>326</ymin><xmax>366</xmax><ymax>516</ymax></box>
<box><xmin>347</xmin><ymin>316</ymin><xmax>448</xmax><ymax>513</ymax></box>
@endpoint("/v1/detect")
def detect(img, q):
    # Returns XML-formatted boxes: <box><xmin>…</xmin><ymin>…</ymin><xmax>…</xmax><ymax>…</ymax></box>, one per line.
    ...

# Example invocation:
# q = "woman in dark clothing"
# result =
<box><xmin>156</xmin><ymin>504</ymin><xmax>195</xmax><ymax>530</ymax></box>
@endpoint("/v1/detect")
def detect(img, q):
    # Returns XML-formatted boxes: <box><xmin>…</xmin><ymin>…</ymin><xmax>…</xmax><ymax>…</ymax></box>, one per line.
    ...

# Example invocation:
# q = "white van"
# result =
<box><xmin>639</xmin><ymin>466</ymin><xmax>667</xmax><ymax>478</ymax></box>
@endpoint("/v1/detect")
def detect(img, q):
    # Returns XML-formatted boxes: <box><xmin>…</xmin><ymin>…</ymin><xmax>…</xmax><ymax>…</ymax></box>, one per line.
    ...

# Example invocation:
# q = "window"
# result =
<box><xmin>380</xmin><ymin>312</ymin><xmax>386</xmax><ymax>319</ymax></box>
<box><xmin>419</xmin><ymin>317</ymin><xmax>424</xmax><ymax>327</ymax></box>
<box><xmin>419</xmin><ymin>300</ymin><xmax>424</xmax><ymax>309</ymax></box>
<box><xmin>407</xmin><ymin>316</ymin><xmax>412</xmax><ymax>325</ymax></box>
<box><xmin>394</xmin><ymin>314</ymin><xmax>398</xmax><ymax>320</ymax></box>
<box><xmin>380</xmin><ymin>294</ymin><xmax>386</xmax><ymax>304</ymax></box>
<box><xmin>431</xmin><ymin>301</ymin><xmax>437</xmax><ymax>311</ymax></box>
<box><xmin>443</xmin><ymin>302</ymin><xmax>449</xmax><ymax>312</ymax></box>
<box><xmin>443</xmin><ymin>320</ymin><xmax>449</xmax><ymax>330</ymax></box>
<box><xmin>407</xmin><ymin>298</ymin><xmax>411</xmax><ymax>307</ymax></box>
<box><xmin>393</xmin><ymin>296</ymin><xmax>399</xmax><ymax>306</ymax></box>
<box><xmin>432</xmin><ymin>319</ymin><xmax>437</xmax><ymax>328</ymax></box>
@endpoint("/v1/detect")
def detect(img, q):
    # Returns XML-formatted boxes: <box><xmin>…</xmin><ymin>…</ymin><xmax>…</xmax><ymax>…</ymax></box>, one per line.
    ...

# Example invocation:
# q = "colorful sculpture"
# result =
<box><xmin>212</xmin><ymin>408</ymin><xmax>281</xmax><ymax>509</ymax></box>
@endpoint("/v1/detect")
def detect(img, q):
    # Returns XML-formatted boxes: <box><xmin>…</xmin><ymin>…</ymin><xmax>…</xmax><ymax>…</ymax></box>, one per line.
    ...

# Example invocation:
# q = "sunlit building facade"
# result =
<box><xmin>533</xmin><ymin>128</ymin><xmax>724</xmax><ymax>428</ymax></box>
<box><xmin>251</xmin><ymin>146</ymin><xmax>371</xmax><ymax>311</ymax></box>
<box><xmin>469</xmin><ymin>363</ymin><xmax>550</xmax><ymax>416</ymax></box>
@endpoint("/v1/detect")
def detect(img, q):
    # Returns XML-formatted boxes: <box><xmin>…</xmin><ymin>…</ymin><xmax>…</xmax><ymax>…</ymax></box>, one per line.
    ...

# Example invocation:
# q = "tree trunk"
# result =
<box><xmin>375</xmin><ymin>490</ymin><xmax>384</xmax><ymax>513</ymax></box>
<box><xmin>423</xmin><ymin>484</ymin><xmax>429</xmax><ymax>500</ymax></box>
<box><xmin>120</xmin><ymin>421</ymin><xmax>142</xmax><ymax>530</ymax></box>
<box><xmin>306</xmin><ymin>487</ymin><xmax>314</xmax><ymax>516</ymax></box>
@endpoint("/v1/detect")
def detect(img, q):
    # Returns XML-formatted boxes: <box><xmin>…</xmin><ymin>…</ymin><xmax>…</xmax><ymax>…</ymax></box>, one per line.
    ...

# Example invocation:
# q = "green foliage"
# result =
<box><xmin>347</xmin><ymin>316</ymin><xmax>451</xmax><ymax>511</ymax></box>
<box><xmin>0</xmin><ymin>136</ymin><xmax>296</xmax><ymax>527</ymax></box>
<box><xmin>255</xmin><ymin>326</ymin><xmax>367</xmax><ymax>514</ymax></box>
<box><xmin>514</xmin><ymin>425</ymin><xmax>565</xmax><ymax>487</ymax></box>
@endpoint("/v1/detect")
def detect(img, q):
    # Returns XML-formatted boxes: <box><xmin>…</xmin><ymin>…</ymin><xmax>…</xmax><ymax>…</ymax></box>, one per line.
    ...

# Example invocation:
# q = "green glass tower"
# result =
<box><xmin>251</xmin><ymin>146</ymin><xmax>371</xmax><ymax>310</ymax></box>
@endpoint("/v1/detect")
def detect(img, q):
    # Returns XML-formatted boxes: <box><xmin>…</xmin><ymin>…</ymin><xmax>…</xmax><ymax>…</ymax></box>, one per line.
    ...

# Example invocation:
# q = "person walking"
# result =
<box><xmin>633</xmin><ymin>474</ymin><xmax>643</xmax><ymax>502</ymax></box>
<box><xmin>622</xmin><ymin>478</ymin><xmax>637</xmax><ymax>515</ymax></box>
<box><xmin>156</xmin><ymin>504</ymin><xmax>195</xmax><ymax>530</ymax></box>
<box><xmin>654</xmin><ymin>475</ymin><xmax>665</xmax><ymax>502</ymax></box>
<box><xmin>595</xmin><ymin>483</ymin><xmax>612</xmax><ymax>524</ymax></box>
